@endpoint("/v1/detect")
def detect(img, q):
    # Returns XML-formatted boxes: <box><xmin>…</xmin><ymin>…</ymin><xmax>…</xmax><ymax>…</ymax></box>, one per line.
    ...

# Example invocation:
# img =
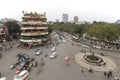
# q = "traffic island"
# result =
<box><xmin>75</xmin><ymin>52</ymin><xmax>117</xmax><ymax>72</ymax></box>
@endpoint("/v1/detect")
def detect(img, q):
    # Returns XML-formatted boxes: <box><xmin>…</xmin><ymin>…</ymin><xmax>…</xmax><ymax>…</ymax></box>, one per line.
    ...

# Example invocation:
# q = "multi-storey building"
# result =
<box><xmin>62</xmin><ymin>13</ymin><xmax>68</xmax><ymax>23</ymax></box>
<box><xmin>74</xmin><ymin>16</ymin><xmax>79</xmax><ymax>24</ymax></box>
<box><xmin>20</xmin><ymin>12</ymin><xmax>49</xmax><ymax>47</ymax></box>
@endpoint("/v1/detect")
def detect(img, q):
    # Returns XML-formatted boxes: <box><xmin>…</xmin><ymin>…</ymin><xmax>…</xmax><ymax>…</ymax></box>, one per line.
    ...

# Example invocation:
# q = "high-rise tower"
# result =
<box><xmin>62</xmin><ymin>13</ymin><xmax>68</xmax><ymax>23</ymax></box>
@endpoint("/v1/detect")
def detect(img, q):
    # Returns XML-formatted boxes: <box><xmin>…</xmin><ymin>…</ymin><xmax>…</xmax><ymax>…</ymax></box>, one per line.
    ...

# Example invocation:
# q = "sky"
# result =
<box><xmin>0</xmin><ymin>0</ymin><xmax>120</xmax><ymax>22</ymax></box>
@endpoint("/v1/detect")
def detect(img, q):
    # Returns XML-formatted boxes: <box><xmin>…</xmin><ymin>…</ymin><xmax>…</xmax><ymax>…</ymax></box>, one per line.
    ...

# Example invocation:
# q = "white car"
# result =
<box><xmin>51</xmin><ymin>47</ymin><xmax>56</xmax><ymax>52</ymax></box>
<box><xmin>49</xmin><ymin>52</ymin><xmax>57</xmax><ymax>59</ymax></box>
<box><xmin>63</xmin><ymin>40</ymin><xmax>66</xmax><ymax>43</ymax></box>
<box><xmin>0</xmin><ymin>77</ymin><xmax>6</xmax><ymax>80</ymax></box>
<box><xmin>13</xmin><ymin>70</ymin><xmax>29</xmax><ymax>80</ymax></box>
<box><xmin>81</xmin><ymin>44</ymin><xmax>90</xmax><ymax>48</ymax></box>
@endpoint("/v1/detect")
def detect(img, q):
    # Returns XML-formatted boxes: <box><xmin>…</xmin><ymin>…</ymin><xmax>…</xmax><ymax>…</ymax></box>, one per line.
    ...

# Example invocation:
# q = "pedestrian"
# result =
<box><xmin>81</xmin><ymin>67</ymin><xmax>84</xmax><ymax>73</ymax></box>
<box><xmin>109</xmin><ymin>71</ymin><xmax>112</xmax><ymax>77</ymax></box>
<box><xmin>90</xmin><ymin>49</ymin><xmax>92</xmax><ymax>53</ymax></box>
<box><xmin>72</xmin><ymin>56</ymin><xmax>75</xmax><ymax>61</ymax></box>
<box><xmin>11</xmin><ymin>45</ymin><xmax>12</xmax><ymax>49</ymax></box>
<box><xmin>40</xmin><ymin>61</ymin><xmax>45</xmax><ymax>67</ymax></box>
<box><xmin>103</xmin><ymin>62</ymin><xmax>106</xmax><ymax>66</ymax></box>
<box><xmin>31</xmin><ymin>57</ymin><xmax>35</xmax><ymax>62</ymax></box>
<box><xmin>84</xmin><ymin>50</ymin><xmax>86</xmax><ymax>53</ymax></box>
<box><xmin>107</xmin><ymin>72</ymin><xmax>110</xmax><ymax>78</ymax></box>
<box><xmin>101</xmin><ymin>53</ymin><xmax>104</xmax><ymax>56</ymax></box>
<box><xmin>45</xmin><ymin>54</ymin><xmax>48</xmax><ymax>57</ymax></box>
<box><xmin>0</xmin><ymin>53</ymin><xmax>2</xmax><ymax>59</ymax></box>
<box><xmin>81</xmin><ymin>49</ymin><xmax>83</xmax><ymax>52</ymax></box>
<box><xmin>104</xmin><ymin>71</ymin><xmax>106</xmax><ymax>77</ymax></box>
<box><xmin>34</xmin><ymin>61</ymin><xmax>38</xmax><ymax>67</ymax></box>
<box><xmin>88</xmin><ymin>67</ymin><xmax>93</xmax><ymax>73</ymax></box>
<box><xmin>31</xmin><ymin>63</ymin><xmax>33</xmax><ymax>67</ymax></box>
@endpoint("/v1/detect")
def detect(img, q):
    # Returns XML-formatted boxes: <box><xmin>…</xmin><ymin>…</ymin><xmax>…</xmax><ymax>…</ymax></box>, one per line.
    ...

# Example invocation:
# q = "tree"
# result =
<box><xmin>87</xmin><ymin>23</ymin><xmax>120</xmax><ymax>43</ymax></box>
<box><xmin>5</xmin><ymin>21</ymin><xmax>21</xmax><ymax>39</ymax></box>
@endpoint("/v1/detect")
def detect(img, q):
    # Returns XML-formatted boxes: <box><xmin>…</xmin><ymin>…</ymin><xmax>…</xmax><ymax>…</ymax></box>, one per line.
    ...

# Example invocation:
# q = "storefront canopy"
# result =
<box><xmin>20</xmin><ymin>39</ymin><xmax>42</xmax><ymax>43</ymax></box>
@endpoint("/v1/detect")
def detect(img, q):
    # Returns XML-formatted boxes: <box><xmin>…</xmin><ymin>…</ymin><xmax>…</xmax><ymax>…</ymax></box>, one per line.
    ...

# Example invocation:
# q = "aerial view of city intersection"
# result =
<box><xmin>0</xmin><ymin>0</ymin><xmax>120</xmax><ymax>80</ymax></box>
<box><xmin>0</xmin><ymin>30</ymin><xmax>120</xmax><ymax>80</ymax></box>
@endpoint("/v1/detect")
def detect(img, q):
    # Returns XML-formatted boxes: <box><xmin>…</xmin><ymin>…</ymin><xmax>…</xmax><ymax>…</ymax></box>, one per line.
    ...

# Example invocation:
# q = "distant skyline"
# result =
<box><xmin>0</xmin><ymin>0</ymin><xmax>120</xmax><ymax>22</ymax></box>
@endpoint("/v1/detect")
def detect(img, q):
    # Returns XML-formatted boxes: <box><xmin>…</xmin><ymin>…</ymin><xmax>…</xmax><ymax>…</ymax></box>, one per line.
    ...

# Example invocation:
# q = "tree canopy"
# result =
<box><xmin>48</xmin><ymin>22</ymin><xmax>87</xmax><ymax>37</ymax></box>
<box><xmin>5</xmin><ymin>21</ymin><xmax>21</xmax><ymax>39</ymax></box>
<box><xmin>87</xmin><ymin>23</ymin><xmax>120</xmax><ymax>42</ymax></box>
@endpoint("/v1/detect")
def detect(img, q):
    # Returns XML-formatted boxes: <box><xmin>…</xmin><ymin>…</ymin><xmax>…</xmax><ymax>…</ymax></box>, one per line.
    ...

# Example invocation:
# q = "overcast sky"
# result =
<box><xmin>0</xmin><ymin>0</ymin><xmax>120</xmax><ymax>22</ymax></box>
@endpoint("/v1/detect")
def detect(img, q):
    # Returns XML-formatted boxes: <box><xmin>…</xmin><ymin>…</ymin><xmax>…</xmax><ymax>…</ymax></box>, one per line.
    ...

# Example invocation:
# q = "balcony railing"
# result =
<box><xmin>21</xmin><ymin>27</ymin><xmax>48</xmax><ymax>30</ymax></box>
<box><xmin>21</xmin><ymin>22</ymin><xmax>47</xmax><ymax>25</ymax></box>
<box><xmin>21</xmin><ymin>32</ymin><xmax>48</xmax><ymax>36</ymax></box>
<box><xmin>22</xmin><ymin>16</ymin><xmax>46</xmax><ymax>19</ymax></box>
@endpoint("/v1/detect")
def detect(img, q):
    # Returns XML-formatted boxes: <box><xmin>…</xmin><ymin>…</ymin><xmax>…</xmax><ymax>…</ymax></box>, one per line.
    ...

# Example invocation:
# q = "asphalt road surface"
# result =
<box><xmin>0</xmin><ymin>34</ymin><xmax>120</xmax><ymax>80</ymax></box>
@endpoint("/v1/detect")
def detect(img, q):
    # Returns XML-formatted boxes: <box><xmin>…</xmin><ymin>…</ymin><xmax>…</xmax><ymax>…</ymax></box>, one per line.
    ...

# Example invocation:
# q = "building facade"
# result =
<box><xmin>74</xmin><ymin>16</ymin><xmax>79</xmax><ymax>24</ymax></box>
<box><xmin>20</xmin><ymin>12</ymin><xmax>49</xmax><ymax>47</ymax></box>
<box><xmin>62</xmin><ymin>13</ymin><xmax>68</xmax><ymax>23</ymax></box>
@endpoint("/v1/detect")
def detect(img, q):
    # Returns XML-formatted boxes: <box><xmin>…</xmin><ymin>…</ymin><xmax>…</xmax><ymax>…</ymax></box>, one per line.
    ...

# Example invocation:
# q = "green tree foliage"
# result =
<box><xmin>87</xmin><ymin>23</ymin><xmax>120</xmax><ymax>42</ymax></box>
<box><xmin>5</xmin><ymin>21</ymin><xmax>21</xmax><ymax>38</ymax></box>
<box><xmin>48</xmin><ymin>22</ymin><xmax>87</xmax><ymax>36</ymax></box>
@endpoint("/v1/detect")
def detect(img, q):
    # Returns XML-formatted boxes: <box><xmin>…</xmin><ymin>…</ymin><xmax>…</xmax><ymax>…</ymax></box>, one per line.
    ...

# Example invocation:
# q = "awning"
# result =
<box><xmin>20</xmin><ymin>39</ymin><xmax>42</xmax><ymax>42</ymax></box>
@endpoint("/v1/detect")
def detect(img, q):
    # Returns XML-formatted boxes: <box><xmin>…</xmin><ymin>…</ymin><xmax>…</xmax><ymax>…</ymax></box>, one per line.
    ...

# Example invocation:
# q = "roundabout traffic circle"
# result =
<box><xmin>75</xmin><ymin>52</ymin><xmax>117</xmax><ymax>72</ymax></box>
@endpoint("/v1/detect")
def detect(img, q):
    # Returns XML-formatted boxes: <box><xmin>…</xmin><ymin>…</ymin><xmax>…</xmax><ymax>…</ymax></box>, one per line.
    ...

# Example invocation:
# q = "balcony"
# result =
<box><xmin>22</xmin><ymin>15</ymin><xmax>46</xmax><ymax>19</ymax></box>
<box><xmin>21</xmin><ymin>32</ymin><xmax>48</xmax><ymax>36</ymax></box>
<box><xmin>21</xmin><ymin>27</ymin><xmax>48</xmax><ymax>30</ymax></box>
<box><xmin>21</xmin><ymin>22</ymin><xmax>47</xmax><ymax>25</ymax></box>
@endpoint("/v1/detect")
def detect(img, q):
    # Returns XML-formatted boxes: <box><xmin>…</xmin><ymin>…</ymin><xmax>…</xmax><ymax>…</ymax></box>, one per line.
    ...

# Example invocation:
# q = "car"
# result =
<box><xmin>81</xmin><ymin>44</ymin><xmax>90</xmax><ymax>48</ymax></box>
<box><xmin>16</xmin><ymin>53</ymin><xmax>23</xmax><ymax>58</ymax></box>
<box><xmin>0</xmin><ymin>77</ymin><xmax>7</xmax><ymax>80</ymax></box>
<box><xmin>49</xmin><ymin>52</ymin><xmax>57</xmax><ymax>59</ymax></box>
<box><xmin>35</xmin><ymin>49</ymin><xmax>42</xmax><ymax>56</ymax></box>
<box><xmin>17</xmin><ymin>61</ymin><xmax>26</xmax><ymax>70</ymax></box>
<box><xmin>13</xmin><ymin>70</ymin><xmax>29</xmax><ymax>80</ymax></box>
<box><xmin>51</xmin><ymin>47</ymin><xmax>56</xmax><ymax>52</ymax></box>
<box><xmin>22</xmin><ymin>54</ymin><xmax>30</xmax><ymax>60</ymax></box>
<box><xmin>16</xmin><ymin>53</ymin><xmax>30</xmax><ymax>60</ymax></box>
<box><xmin>62</xmin><ymin>39</ymin><xmax>66</xmax><ymax>43</ymax></box>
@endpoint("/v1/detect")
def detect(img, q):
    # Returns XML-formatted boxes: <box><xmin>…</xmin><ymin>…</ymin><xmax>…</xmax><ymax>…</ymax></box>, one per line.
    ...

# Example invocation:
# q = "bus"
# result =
<box><xmin>72</xmin><ymin>36</ymin><xmax>79</xmax><ymax>42</ymax></box>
